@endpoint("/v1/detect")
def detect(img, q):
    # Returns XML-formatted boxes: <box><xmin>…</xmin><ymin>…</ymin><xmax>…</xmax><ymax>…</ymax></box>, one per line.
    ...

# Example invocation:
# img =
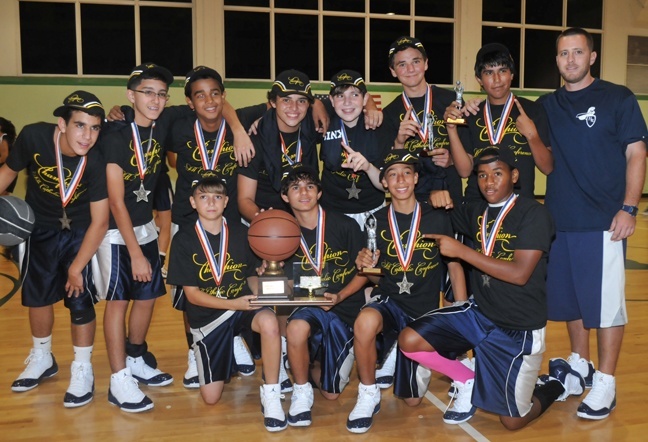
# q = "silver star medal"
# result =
<box><xmin>481</xmin><ymin>274</ymin><xmax>491</xmax><ymax>287</ymax></box>
<box><xmin>346</xmin><ymin>181</ymin><xmax>361</xmax><ymax>199</ymax></box>
<box><xmin>134</xmin><ymin>182</ymin><xmax>151</xmax><ymax>202</ymax></box>
<box><xmin>397</xmin><ymin>273</ymin><xmax>413</xmax><ymax>294</ymax></box>
<box><xmin>59</xmin><ymin>209</ymin><xmax>71</xmax><ymax>230</ymax></box>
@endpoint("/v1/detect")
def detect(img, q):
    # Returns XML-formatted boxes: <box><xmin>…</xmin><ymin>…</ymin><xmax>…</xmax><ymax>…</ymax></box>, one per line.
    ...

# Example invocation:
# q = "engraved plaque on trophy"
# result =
<box><xmin>293</xmin><ymin>262</ymin><xmax>331</xmax><ymax>302</ymax></box>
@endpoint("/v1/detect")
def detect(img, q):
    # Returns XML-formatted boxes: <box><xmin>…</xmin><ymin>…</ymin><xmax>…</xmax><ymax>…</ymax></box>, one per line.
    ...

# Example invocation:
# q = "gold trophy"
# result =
<box><xmin>446</xmin><ymin>80</ymin><xmax>467</xmax><ymax>125</ymax></box>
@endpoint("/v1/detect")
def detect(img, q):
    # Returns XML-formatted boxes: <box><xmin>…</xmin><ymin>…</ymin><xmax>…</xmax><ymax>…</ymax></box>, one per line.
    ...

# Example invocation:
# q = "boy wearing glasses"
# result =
<box><xmin>96</xmin><ymin>63</ymin><xmax>181</xmax><ymax>412</ymax></box>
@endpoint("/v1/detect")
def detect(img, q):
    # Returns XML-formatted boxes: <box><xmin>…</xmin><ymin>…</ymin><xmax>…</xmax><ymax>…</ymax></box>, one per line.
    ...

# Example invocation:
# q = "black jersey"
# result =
<box><xmin>8</xmin><ymin>122</ymin><xmax>107</xmax><ymax>230</ymax></box>
<box><xmin>459</xmin><ymin>96</ymin><xmax>550</xmax><ymax>202</ymax></box>
<box><xmin>371</xmin><ymin>203</ymin><xmax>454</xmax><ymax>318</ymax></box>
<box><xmin>451</xmin><ymin>197</ymin><xmax>554</xmax><ymax>330</ymax></box>
<box><xmin>239</xmin><ymin>107</ymin><xmax>320</xmax><ymax>213</ymax></box>
<box><xmin>170</xmin><ymin>104</ymin><xmax>266</xmax><ymax>227</ymax></box>
<box><xmin>283</xmin><ymin>210</ymin><xmax>365</xmax><ymax>327</ymax></box>
<box><xmin>382</xmin><ymin>86</ymin><xmax>464</xmax><ymax>203</ymax></box>
<box><xmin>167</xmin><ymin>219</ymin><xmax>257</xmax><ymax>328</ymax></box>
<box><xmin>319</xmin><ymin>102</ymin><xmax>390</xmax><ymax>214</ymax></box>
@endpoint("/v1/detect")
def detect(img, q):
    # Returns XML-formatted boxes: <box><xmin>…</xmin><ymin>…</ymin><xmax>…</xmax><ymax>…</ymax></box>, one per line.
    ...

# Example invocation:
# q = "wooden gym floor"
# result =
<box><xmin>1</xmin><ymin>201</ymin><xmax>647</xmax><ymax>442</ymax></box>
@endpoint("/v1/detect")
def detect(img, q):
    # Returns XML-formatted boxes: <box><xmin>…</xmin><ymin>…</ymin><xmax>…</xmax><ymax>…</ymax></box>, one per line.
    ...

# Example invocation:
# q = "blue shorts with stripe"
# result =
<box><xmin>153</xmin><ymin>171</ymin><xmax>173</xmax><ymax>212</ymax></box>
<box><xmin>363</xmin><ymin>296</ymin><xmax>432</xmax><ymax>399</ymax></box>
<box><xmin>408</xmin><ymin>302</ymin><xmax>545</xmax><ymax>417</ymax></box>
<box><xmin>191</xmin><ymin>308</ymin><xmax>271</xmax><ymax>385</ymax></box>
<box><xmin>546</xmin><ymin>231</ymin><xmax>627</xmax><ymax>328</ymax></box>
<box><xmin>96</xmin><ymin>239</ymin><xmax>166</xmax><ymax>302</ymax></box>
<box><xmin>288</xmin><ymin>307</ymin><xmax>355</xmax><ymax>394</ymax></box>
<box><xmin>19</xmin><ymin>227</ymin><xmax>98</xmax><ymax>312</ymax></box>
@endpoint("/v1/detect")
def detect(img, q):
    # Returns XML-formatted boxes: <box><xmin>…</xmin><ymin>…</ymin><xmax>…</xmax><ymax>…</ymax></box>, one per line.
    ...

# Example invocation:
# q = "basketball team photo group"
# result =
<box><xmin>1</xmin><ymin>11</ymin><xmax>647</xmax><ymax>441</ymax></box>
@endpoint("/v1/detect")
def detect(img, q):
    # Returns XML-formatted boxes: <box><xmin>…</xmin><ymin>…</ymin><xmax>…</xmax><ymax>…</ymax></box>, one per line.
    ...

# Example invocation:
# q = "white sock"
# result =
<box><xmin>33</xmin><ymin>335</ymin><xmax>52</xmax><ymax>352</ymax></box>
<box><xmin>73</xmin><ymin>345</ymin><xmax>93</xmax><ymax>364</ymax></box>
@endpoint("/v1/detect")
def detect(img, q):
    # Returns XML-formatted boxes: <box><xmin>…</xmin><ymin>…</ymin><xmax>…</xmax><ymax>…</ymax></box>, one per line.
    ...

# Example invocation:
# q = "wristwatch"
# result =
<box><xmin>621</xmin><ymin>204</ymin><xmax>639</xmax><ymax>217</ymax></box>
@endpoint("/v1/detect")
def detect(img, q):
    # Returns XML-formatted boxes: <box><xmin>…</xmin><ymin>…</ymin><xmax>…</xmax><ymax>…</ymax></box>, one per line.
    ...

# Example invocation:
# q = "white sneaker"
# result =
<box><xmin>233</xmin><ymin>336</ymin><xmax>255</xmax><ymax>376</ymax></box>
<box><xmin>448</xmin><ymin>356</ymin><xmax>474</xmax><ymax>398</ymax></box>
<box><xmin>346</xmin><ymin>383</ymin><xmax>381</xmax><ymax>433</ymax></box>
<box><xmin>288</xmin><ymin>383</ymin><xmax>314</xmax><ymax>427</ymax></box>
<box><xmin>375</xmin><ymin>345</ymin><xmax>397</xmax><ymax>389</ymax></box>
<box><xmin>567</xmin><ymin>353</ymin><xmax>596</xmax><ymax>388</ymax></box>
<box><xmin>443</xmin><ymin>379</ymin><xmax>476</xmax><ymax>424</ymax></box>
<box><xmin>11</xmin><ymin>348</ymin><xmax>58</xmax><ymax>392</ymax></box>
<box><xmin>279</xmin><ymin>354</ymin><xmax>293</xmax><ymax>393</ymax></box>
<box><xmin>183</xmin><ymin>349</ymin><xmax>199</xmax><ymax>389</ymax></box>
<box><xmin>63</xmin><ymin>361</ymin><xmax>94</xmax><ymax>408</ymax></box>
<box><xmin>108</xmin><ymin>367</ymin><xmax>154</xmax><ymax>413</ymax></box>
<box><xmin>260</xmin><ymin>384</ymin><xmax>287</xmax><ymax>432</ymax></box>
<box><xmin>126</xmin><ymin>355</ymin><xmax>173</xmax><ymax>386</ymax></box>
<box><xmin>549</xmin><ymin>358</ymin><xmax>585</xmax><ymax>401</ymax></box>
<box><xmin>577</xmin><ymin>371</ymin><xmax>616</xmax><ymax>420</ymax></box>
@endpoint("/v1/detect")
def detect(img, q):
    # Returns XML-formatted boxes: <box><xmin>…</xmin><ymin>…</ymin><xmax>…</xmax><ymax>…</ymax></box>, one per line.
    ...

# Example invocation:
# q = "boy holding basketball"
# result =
<box><xmin>278</xmin><ymin>163</ymin><xmax>367</xmax><ymax>427</ymax></box>
<box><xmin>167</xmin><ymin>177</ymin><xmax>287</xmax><ymax>432</ymax></box>
<box><xmin>0</xmin><ymin>91</ymin><xmax>107</xmax><ymax>408</ymax></box>
<box><xmin>349</xmin><ymin>149</ymin><xmax>466</xmax><ymax>433</ymax></box>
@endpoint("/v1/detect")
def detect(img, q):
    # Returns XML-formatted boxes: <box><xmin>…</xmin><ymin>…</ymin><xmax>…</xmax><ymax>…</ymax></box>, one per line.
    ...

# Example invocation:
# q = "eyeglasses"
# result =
<box><xmin>131</xmin><ymin>89</ymin><xmax>170</xmax><ymax>100</ymax></box>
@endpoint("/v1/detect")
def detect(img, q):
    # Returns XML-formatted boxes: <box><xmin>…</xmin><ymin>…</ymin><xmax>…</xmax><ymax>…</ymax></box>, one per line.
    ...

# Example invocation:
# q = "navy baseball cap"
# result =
<box><xmin>53</xmin><ymin>91</ymin><xmax>105</xmax><ymax>120</ymax></box>
<box><xmin>474</xmin><ymin>147</ymin><xmax>518</xmax><ymax>170</ymax></box>
<box><xmin>379</xmin><ymin>149</ymin><xmax>420</xmax><ymax>181</ymax></box>
<box><xmin>127</xmin><ymin>63</ymin><xmax>174</xmax><ymax>89</ymax></box>
<box><xmin>184</xmin><ymin>66</ymin><xmax>225</xmax><ymax>98</ymax></box>
<box><xmin>272</xmin><ymin>70</ymin><xmax>314</xmax><ymax>102</ymax></box>
<box><xmin>329</xmin><ymin>70</ymin><xmax>367</xmax><ymax>95</ymax></box>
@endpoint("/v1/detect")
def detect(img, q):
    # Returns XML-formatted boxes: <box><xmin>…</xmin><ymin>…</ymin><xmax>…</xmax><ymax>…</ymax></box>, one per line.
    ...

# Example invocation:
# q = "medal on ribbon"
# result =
<box><xmin>55</xmin><ymin>131</ymin><xmax>87</xmax><ymax>230</ymax></box>
<box><xmin>388</xmin><ymin>203</ymin><xmax>421</xmax><ymax>294</ymax></box>
<box><xmin>280</xmin><ymin>127</ymin><xmax>302</xmax><ymax>166</ymax></box>
<box><xmin>195</xmin><ymin>218</ymin><xmax>229</xmax><ymax>298</ymax></box>
<box><xmin>194</xmin><ymin>118</ymin><xmax>226</xmax><ymax>171</ymax></box>
<box><xmin>131</xmin><ymin>122</ymin><xmax>155</xmax><ymax>202</ymax></box>
<box><xmin>401</xmin><ymin>85</ymin><xmax>433</xmax><ymax>145</ymax></box>
<box><xmin>484</xmin><ymin>93</ymin><xmax>515</xmax><ymax>145</ymax></box>
<box><xmin>480</xmin><ymin>193</ymin><xmax>518</xmax><ymax>286</ymax></box>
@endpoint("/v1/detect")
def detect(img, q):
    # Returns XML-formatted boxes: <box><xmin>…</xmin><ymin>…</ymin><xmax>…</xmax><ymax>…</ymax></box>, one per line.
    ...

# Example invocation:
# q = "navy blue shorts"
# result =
<box><xmin>153</xmin><ymin>172</ymin><xmax>173</xmax><ymax>212</ymax></box>
<box><xmin>363</xmin><ymin>296</ymin><xmax>432</xmax><ymax>399</ymax></box>
<box><xmin>95</xmin><ymin>239</ymin><xmax>166</xmax><ymax>302</ymax></box>
<box><xmin>288</xmin><ymin>307</ymin><xmax>354</xmax><ymax>394</ymax></box>
<box><xmin>409</xmin><ymin>302</ymin><xmax>545</xmax><ymax>417</ymax></box>
<box><xmin>20</xmin><ymin>227</ymin><xmax>98</xmax><ymax>312</ymax></box>
<box><xmin>191</xmin><ymin>309</ymin><xmax>270</xmax><ymax>385</ymax></box>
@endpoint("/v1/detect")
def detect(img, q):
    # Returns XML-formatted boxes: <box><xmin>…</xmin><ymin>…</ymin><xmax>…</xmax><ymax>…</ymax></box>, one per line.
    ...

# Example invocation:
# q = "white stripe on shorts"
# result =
<box><xmin>600</xmin><ymin>231</ymin><xmax>627</xmax><ymax>327</ymax></box>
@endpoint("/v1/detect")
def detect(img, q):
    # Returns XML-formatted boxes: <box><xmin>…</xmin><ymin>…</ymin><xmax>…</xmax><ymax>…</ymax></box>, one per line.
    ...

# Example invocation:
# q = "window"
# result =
<box><xmin>482</xmin><ymin>0</ymin><xmax>603</xmax><ymax>89</ymax></box>
<box><xmin>19</xmin><ymin>0</ymin><xmax>192</xmax><ymax>76</ymax></box>
<box><xmin>224</xmin><ymin>1</ymin><xmax>455</xmax><ymax>83</ymax></box>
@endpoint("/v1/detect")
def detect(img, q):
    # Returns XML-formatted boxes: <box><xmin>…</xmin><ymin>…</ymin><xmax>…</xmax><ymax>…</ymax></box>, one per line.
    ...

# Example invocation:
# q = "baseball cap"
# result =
<box><xmin>127</xmin><ymin>63</ymin><xmax>174</xmax><ymax>89</ymax></box>
<box><xmin>53</xmin><ymin>91</ymin><xmax>105</xmax><ymax>120</ymax></box>
<box><xmin>474</xmin><ymin>43</ymin><xmax>515</xmax><ymax>76</ymax></box>
<box><xmin>388</xmin><ymin>36</ymin><xmax>427</xmax><ymax>61</ymax></box>
<box><xmin>281</xmin><ymin>163</ymin><xmax>320</xmax><ymax>185</ymax></box>
<box><xmin>379</xmin><ymin>149</ymin><xmax>420</xmax><ymax>181</ymax></box>
<box><xmin>271</xmin><ymin>70</ymin><xmax>313</xmax><ymax>101</ymax></box>
<box><xmin>184</xmin><ymin>66</ymin><xmax>225</xmax><ymax>98</ymax></box>
<box><xmin>473</xmin><ymin>147</ymin><xmax>517</xmax><ymax>170</ymax></box>
<box><xmin>329</xmin><ymin>70</ymin><xmax>367</xmax><ymax>95</ymax></box>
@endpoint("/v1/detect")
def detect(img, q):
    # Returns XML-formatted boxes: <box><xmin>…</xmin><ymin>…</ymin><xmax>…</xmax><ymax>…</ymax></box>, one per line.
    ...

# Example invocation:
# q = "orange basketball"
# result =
<box><xmin>248</xmin><ymin>210</ymin><xmax>301</xmax><ymax>261</ymax></box>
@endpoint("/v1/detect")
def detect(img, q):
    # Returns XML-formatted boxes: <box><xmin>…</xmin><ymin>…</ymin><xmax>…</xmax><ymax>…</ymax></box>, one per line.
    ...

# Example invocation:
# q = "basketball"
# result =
<box><xmin>0</xmin><ymin>196</ymin><xmax>36</xmax><ymax>246</ymax></box>
<box><xmin>248</xmin><ymin>210</ymin><xmax>301</xmax><ymax>261</ymax></box>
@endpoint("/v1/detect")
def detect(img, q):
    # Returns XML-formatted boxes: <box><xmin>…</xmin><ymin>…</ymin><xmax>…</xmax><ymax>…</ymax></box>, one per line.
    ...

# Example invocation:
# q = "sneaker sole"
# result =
<box><xmin>108</xmin><ymin>390</ymin><xmax>154</xmax><ymax>413</ymax></box>
<box><xmin>133</xmin><ymin>374</ymin><xmax>174</xmax><ymax>387</ymax></box>
<box><xmin>346</xmin><ymin>405</ymin><xmax>380</xmax><ymax>433</ymax></box>
<box><xmin>11</xmin><ymin>364</ymin><xmax>59</xmax><ymax>392</ymax></box>
<box><xmin>64</xmin><ymin>394</ymin><xmax>94</xmax><ymax>408</ymax></box>
<box><xmin>237</xmin><ymin>366</ymin><xmax>256</xmax><ymax>376</ymax></box>
<box><xmin>576</xmin><ymin>398</ymin><xmax>616</xmax><ymax>420</ymax></box>
<box><xmin>183</xmin><ymin>377</ymin><xmax>200</xmax><ymax>389</ymax></box>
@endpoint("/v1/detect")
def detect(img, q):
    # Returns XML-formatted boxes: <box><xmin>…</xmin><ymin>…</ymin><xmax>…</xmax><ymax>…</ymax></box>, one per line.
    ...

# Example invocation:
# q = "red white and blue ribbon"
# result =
<box><xmin>194</xmin><ymin>118</ymin><xmax>226</xmax><ymax>171</ymax></box>
<box><xmin>131</xmin><ymin>122</ymin><xmax>155</xmax><ymax>180</ymax></box>
<box><xmin>195</xmin><ymin>218</ymin><xmax>229</xmax><ymax>289</ymax></box>
<box><xmin>484</xmin><ymin>93</ymin><xmax>515</xmax><ymax>146</ymax></box>
<box><xmin>480</xmin><ymin>193</ymin><xmax>517</xmax><ymax>257</ymax></box>
<box><xmin>55</xmin><ymin>131</ymin><xmax>87</xmax><ymax>207</ymax></box>
<box><xmin>299</xmin><ymin>205</ymin><xmax>326</xmax><ymax>276</ymax></box>
<box><xmin>388</xmin><ymin>202</ymin><xmax>421</xmax><ymax>272</ymax></box>
<box><xmin>402</xmin><ymin>85</ymin><xmax>433</xmax><ymax>143</ymax></box>
<box><xmin>280</xmin><ymin>127</ymin><xmax>302</xmax><ymax>166</ymax></box>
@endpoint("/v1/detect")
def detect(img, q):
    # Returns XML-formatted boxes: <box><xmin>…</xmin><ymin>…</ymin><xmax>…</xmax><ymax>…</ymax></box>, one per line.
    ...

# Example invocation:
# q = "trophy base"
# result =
<box><xmin>361</xmin><ymin>267</ymin><xmax>383</xmax><ymax>276</ymax></box>
<box><xmin>250</xmin><ymin>297</ymin><xmax>334</xmax><ymax>307</ymax></box>
<box><xmin>446</xmin><ymin>117</ymin><xmax>466</xmax><ymax>125</ymax></box>
<box><xmin>258</xmin><ymin>275</ymin><xmax>293</xmax><ymax>300</ymax></box>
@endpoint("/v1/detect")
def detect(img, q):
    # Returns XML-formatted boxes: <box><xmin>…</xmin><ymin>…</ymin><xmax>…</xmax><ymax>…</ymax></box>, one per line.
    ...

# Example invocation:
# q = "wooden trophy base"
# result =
<box><xmin>360</xmin><ymin>267</ymin><xmax>383</xmax><ymax>276</ymax></box>
<box><xmin>446</xmin><ymin>117</ymin><xmax>466</xmax><ymax>125</ymax></box>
